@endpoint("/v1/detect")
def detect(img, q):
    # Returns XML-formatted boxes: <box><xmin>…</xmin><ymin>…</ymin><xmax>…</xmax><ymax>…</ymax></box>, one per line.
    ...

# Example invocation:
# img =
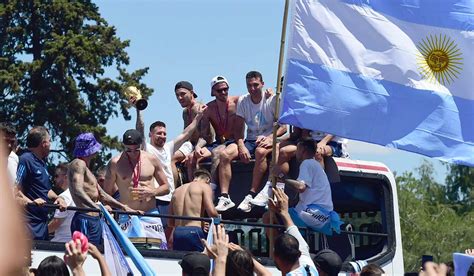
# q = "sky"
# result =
<box><xmin>95</xmin><ymin>0</ymin><xmax>448</xmax><ymax>184</ymax></box>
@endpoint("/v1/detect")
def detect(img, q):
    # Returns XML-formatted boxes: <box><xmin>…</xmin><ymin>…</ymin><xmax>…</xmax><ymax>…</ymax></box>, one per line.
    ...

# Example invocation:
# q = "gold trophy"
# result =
<box><xmin>124</xmin><ymin>86</ymin><xmax>148</xmax><ymax>110</ymax></box>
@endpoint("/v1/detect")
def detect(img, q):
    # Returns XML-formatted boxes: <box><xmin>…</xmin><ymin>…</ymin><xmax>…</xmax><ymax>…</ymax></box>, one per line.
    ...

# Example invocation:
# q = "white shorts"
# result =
<box><xmin>177</xmin><ymin>141</ymin><xmax>193</xmax><ymax>156</ymax></box>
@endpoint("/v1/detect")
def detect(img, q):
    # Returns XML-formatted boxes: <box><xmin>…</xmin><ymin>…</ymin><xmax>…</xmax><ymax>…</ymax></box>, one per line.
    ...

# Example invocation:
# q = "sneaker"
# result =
<box><xmin>215</xmin><ymin>196</ymin><xmax>235</xmax><ymax>212</ymax></box>
<box><xmin>237</xmin><ymin>195</ymin><xmax>253</xmax><ymax>212</ymax></box>
<box><xmin>250</xmin><ymin>188</ymin><xmax>269</xmax><ymax>207</ymax></box>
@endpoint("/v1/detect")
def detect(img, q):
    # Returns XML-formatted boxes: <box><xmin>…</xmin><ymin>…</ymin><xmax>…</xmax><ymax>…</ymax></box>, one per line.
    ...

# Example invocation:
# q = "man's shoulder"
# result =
<box><xmin>69</xmin><ymin>159</ymin><xmax>86</xmax><ymax>170</ymax></box>
<box><xmin>19</xmin><ymin>151</ymin><xmax>34</xmax><ymax>162</ymax></box>
<box><xmin>229</xmin><ymin>95</ymin><xmax>239</xmax><ymax>103</ymax></box>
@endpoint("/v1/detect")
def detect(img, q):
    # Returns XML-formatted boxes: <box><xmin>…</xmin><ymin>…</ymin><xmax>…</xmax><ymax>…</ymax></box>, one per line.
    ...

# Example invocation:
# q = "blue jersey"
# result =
<box><xmin>17</xmin><ymin>151</ymin><xmax>51</xmax><ymax>222</ymax></box>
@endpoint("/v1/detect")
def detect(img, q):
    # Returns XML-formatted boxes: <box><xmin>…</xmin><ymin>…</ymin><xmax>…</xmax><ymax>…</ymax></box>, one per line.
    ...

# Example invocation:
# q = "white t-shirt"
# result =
<box><xmin>8</xmin><ymin>151</ymin><xmax>18</xmax><ymax>186</ymax></box>
<box><xmin>236</xmin><ymin>92</ymin><xmax>277</xmax><ymax>140</ymax></box>
<box><xmin>51</xmin><ymin>189</ymin><xmax>76</xmax><ymax>243</ymax></box>
<box><xmin>285</xmin><ymin>225</ymin><xmax>319</xmax><ymax>276</ymax></box>
<box><xmin>145</xmin><ymin>141</ymin><xmax>175</xmax><ymax>202</ymax></box>
<box><xmin>296</xmin><ymin>159</ymin><xmax>333</xmax><ymax>211</ymax></box>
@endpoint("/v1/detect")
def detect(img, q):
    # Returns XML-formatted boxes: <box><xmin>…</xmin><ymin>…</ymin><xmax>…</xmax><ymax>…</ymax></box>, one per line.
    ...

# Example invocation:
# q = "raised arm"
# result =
<box><xmin>68</xmin><ymin>160</ymin><xmax>100</xmax><ymax>209</ymax></box>
<box><xmin>173</xmin><ymin>104</ymin><xmax>207</xmax><ymax>152</ymax></box>
<box><xmin>135</xmin><ymin>109</ymin><xmax>147</xmax><ymax>149</ymax></box>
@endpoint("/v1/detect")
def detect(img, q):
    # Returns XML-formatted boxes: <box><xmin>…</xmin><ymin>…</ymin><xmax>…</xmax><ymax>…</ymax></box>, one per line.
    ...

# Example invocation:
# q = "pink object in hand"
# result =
<box><xmin>72</xmin><ymin>231</ymin><xmax>89</xmax><ymax>253</ymax></box>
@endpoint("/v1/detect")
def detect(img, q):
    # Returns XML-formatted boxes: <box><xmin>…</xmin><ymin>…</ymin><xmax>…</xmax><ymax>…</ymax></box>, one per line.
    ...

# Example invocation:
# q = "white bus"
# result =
<box><xmin>31</xmin><ymin>157</ymin><xmax>403</xmax><ymax>275</ymax></box>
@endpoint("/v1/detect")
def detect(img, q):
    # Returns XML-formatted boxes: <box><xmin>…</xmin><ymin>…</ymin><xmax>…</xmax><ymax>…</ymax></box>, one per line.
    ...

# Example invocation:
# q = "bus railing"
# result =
<box><xmin>31</xmin><ymin>203</ymin><xmax>388</xmax><ymax>238</ymax></box>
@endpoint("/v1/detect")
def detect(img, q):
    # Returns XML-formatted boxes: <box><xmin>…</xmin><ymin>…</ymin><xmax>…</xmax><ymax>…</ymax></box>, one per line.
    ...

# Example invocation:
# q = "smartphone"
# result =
<box><xmin>421</xmin><ymin>255</ymin><xmax>433</xmax><ymax>270</ymax></box>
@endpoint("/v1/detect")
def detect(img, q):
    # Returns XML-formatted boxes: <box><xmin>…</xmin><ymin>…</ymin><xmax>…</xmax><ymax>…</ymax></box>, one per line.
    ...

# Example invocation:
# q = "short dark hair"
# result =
<box><xmin>194</xmin><ymin>169</ymin><xmax>211</xmax><ymax>181</ymax></box>
<box><xmin>0</xmin><ymin>122</ymin><xmax>16</xmax><ymax>136</ymax></box>
<box><xmin>298</xmin><ymin>138</ymin><xmax>316</xmax><ymax>156</ymax></box>
<box><xmin>26</xmin><ymin>126</ymin><xmax>49</xmax><ymax>148</ymax></box>
<box><xmin>96</xmin><ymin>165</ymin><xmax>107</xmax><ymax>176</ymax></box>
<box><xmin>225</xmin><ymin>249</ymin><xmax>255</xmax><ymax>276</ymax></box>
<box><xmin>56</xmin><ymin>163</ymin><xmax>68</xmax><ymax>174</ymax></box>
<box><xmin>36</xmin><ymin>255</ymin><xmax>69</xmax><ymax>276</ymax></box>
<box><xmin>245</xmin><ymin>71</ymin><xmax>263</xmax><ymax>82</ymax></box>
<box><xmin>149</xmin><ymin>121</ymin><xmax>166</xmax><ymax>132</ymax></box>
<box><xmin>360</xmin><ymin>263</ymin><xmax>385</xmax><ymax>276</ymax></box>
<box><xmin>274</xmin><ymin>233</ymin><xmax>301</xmax><ymax>265</ymax></box>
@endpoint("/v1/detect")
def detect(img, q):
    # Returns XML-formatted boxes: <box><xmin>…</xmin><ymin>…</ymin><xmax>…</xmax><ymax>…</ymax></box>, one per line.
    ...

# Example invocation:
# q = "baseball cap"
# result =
<box><xmin>179</xmin><ymin>252</ymin><xmax>210</xmax><ymax>276</ymax></box>
<box><xmin>175</xmin><ymin>81</ymin><xmax>198</xmax><ymax>98</ymax></box>
<box><xmin>122</xmin><ymin>129</ymin><xmax>143</xmax><ymax>145</ymax></box>
<box><xmin>210</xmin><ymin>75</ymin><xmax>229</xmax><ymax>89</ymax></box>
<box><xmin>73</xmin><ymin>133</ymin><xmax>102</xmax><ymax>158</ymax></box>
<box><xmin>313</xmin><ymin>249</ymin><xmax>343</xmax><ymax>276</ymax></box>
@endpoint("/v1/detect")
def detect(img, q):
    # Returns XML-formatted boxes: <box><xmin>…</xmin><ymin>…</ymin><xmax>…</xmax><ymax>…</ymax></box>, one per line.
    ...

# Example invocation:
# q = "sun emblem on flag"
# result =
<box><xmin>416</xmin><ymin>34</ymin><xmax>463</xmax><ymax>86</ymax></box>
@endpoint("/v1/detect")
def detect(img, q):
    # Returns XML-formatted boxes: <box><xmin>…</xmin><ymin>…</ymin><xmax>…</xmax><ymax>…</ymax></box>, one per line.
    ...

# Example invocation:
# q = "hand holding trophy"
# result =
<box><xmin>124</xmin><ymin>86</ymin><xmax>148</xmax><ymax>110</ymax></box>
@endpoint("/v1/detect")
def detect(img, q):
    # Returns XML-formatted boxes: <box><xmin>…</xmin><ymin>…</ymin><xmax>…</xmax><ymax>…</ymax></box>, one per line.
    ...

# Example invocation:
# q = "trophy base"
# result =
<box><xmin>136</xmin><ymin>99</ymin><xmax>148</xmax><ymax>110</ymax></box>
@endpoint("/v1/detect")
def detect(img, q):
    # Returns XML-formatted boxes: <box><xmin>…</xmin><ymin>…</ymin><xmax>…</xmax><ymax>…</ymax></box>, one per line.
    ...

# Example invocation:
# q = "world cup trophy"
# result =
<box><xmin>124</xmin><ymin>86</ymin><xmax>148</xmax><ymax>110</ymax></box>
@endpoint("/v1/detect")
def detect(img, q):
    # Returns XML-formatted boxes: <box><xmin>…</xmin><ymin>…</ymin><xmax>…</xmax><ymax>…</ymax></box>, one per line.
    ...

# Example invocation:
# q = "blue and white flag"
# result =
<box><xmin>280</xmin><ymin>0</ymin><xmax>474</xmax><ymax>166</ymax></box>
<box><xmin>102</xmin><ymin>220</ymin><xmax>133</xmax><ymax>276</ymax></box>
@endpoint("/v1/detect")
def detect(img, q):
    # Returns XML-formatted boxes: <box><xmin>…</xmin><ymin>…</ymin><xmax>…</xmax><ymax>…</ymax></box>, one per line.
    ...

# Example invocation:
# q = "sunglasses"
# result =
<box><xmin>215</xmin><ymin>87</ymin><xmax>229</xmax><ymax>93</ymax></box>
<box><xmin>125</xmin><ymin>147</ymin><xmax>141</xmax><ymax>153</ymax></box>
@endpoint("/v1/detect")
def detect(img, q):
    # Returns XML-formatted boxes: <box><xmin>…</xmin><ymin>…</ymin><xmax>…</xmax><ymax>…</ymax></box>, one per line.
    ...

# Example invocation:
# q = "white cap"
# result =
<box><xmin>210</xmin><ymin>75</ymin><xmax>229</xmax><ymax>88</ymax></box>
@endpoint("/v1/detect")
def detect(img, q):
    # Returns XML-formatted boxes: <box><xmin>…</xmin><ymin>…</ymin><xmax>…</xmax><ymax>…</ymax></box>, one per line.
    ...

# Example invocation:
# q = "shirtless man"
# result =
<box><xmin>104</xmin><ymin>129</ymin><xmax>170</xmax><ymax>247</ymax></box>
<box><xmin>169</xmin><ymin>169</ymin><xmax>218</xmax><ymax>251</ymax></box>
<box><xmin>69</xmin><ymin>133</ymin><xmax>137</xmax><ymax>246</ymax></box>
<box><xmin>193</xmin><ymin>76</ymin><xmax>239</xmax><ymax>192</ymax></box>
<box><xmin>173</xmin><ymin>81</ymin><xmax>210</xmax><ymax>182</ymax></box>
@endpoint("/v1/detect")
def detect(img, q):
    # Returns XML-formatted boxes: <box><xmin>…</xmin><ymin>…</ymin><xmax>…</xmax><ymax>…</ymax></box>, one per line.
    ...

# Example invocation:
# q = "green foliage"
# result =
<box><xmin>397</xmin><ymin>161</ymin><xmax>474</xmax><ymax>272</ymax></box>
<box><xmin>0</xmin><ymin>0</ymin><xmax>153</xmax><ymax>167</ymax></box>
<box><xmin>445</xmin><ymin>164</ymin><xmax>474</xmax><ymax>214</ymax></box>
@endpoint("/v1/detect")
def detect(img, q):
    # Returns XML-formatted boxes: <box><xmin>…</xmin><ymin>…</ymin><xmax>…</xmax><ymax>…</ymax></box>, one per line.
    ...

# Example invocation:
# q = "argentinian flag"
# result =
<box><xmin>280</xmin><ymin>0</ymin><xmax>474</xmax><ymax>166</ymax></box>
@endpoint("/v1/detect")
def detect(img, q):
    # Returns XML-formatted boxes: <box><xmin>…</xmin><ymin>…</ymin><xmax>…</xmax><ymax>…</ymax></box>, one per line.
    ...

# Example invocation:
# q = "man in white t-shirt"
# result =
<box><xmin>48</xmin><ymin>163</ymin><xmax>76</xmax><ymax>242</ymax></box>
<box><xmin>135</xmin><ymin>102</ymin><xmax>207</xmax><ymax>235</ymax></box>
<box><xmin>230</xmin><ymin>71</ymin><xmax>286</xmax><ymax>213</ymax></box>
<box><xmin>277</xmin><ymin>139</ymin><xmax>342</xmax><ymax>235</ymax></box>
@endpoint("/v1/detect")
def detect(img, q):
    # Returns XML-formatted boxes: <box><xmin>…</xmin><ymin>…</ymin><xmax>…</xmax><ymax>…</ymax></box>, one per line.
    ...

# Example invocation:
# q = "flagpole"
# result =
<box><xmin>269</xmin><ymin>0</ymin><xmax>290</xmax><ymax>259</ymax></box>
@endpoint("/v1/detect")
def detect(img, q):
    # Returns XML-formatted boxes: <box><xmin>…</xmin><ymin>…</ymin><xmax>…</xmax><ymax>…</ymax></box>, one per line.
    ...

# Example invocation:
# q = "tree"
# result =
<box><xmin>445</xmin><ymin>164</ymin><xmax>474</xmax><ymax>214</ymax></box>
<box><xmin>397</xmin><ymin>161</ymin><xmax>474</xmax><ymax>272</ymax></box>
<box><xmin>0</xmin><ymin>0</ymin><xmax>152</xmax><ymax>167</ymax></box>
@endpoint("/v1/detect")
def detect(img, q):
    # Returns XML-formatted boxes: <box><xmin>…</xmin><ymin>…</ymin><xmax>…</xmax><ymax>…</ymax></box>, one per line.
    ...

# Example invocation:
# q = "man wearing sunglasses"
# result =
<box><xmin>104</xmin><ymin>129</ymin><xmax>170</xmax><ymax>248</ymax></box>
<box><xmin>193</xmin><ymin>76</ymin><xmax>241</xmax><ymax>211</ymax></box>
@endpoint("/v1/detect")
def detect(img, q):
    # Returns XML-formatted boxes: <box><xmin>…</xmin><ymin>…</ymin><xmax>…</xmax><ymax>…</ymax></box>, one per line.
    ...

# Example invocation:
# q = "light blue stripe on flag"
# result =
<box><xmin>280</xmin><ymin>0</ymin><xmax>474</xmax><ymax>166</ymax></box>
<box><xmin>281</xmin><ymin>59</ymin><xmax>474</xmax><ymax>165</ymax></box>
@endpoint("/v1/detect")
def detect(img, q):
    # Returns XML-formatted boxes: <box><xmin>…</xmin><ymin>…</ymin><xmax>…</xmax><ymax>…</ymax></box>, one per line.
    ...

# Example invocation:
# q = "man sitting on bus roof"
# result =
<box><xmin>273</xmin><ymin>138</ymin><xmax>342</xmax><ymax>236</ymax></box>
<box><xmin>192</xmin><ymin>76</ymin><xmax>239</xmax><ymax>200</ymax></box>
<box><xmin>234</xmin><ymin>71</ymin><xmax>287</xmax><ymax>213</ymax></box>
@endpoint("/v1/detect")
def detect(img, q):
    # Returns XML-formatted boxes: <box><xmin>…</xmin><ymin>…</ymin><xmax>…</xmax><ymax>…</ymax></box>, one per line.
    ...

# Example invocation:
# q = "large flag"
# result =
<box><xmin>280</xmin><ymin>0</ymin><xmax>474</xmax><ymax>166</ymax></box>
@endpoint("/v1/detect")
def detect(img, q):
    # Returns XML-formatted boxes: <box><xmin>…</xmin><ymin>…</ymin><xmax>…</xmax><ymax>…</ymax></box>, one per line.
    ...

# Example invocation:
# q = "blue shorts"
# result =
<box><xmin>112</xmin><ymin>190</ymin><xmax>120</xmax><ymax>201</ymax></box>
<box><xmin>156</xmin><ymin>199</ymin><xmax>169</xmax><ymax>227</ymax></box>
<box><xmin>244</xmin><ymin>140</ymin><xmax>257</xmax><ymax>157</ymax></box>
<box><xmin>28</xmin><ymin>220</ymin><xmax>48</xmax><ymax>240</ymax></box>
<box><xmin>173</xmin><ymin>226</ymin><xmax>206</xmax><ymax>252</ymax></box>
<box><xmin>70</xmin><ymin>212</ymin><xmax>103</xmax><ymax>246</ymax></box>
<box><xmin>316</xmin><ymin>141</ymin><xmax>343</xmax><ymax>157</ymax></box>
<box><xmin>206</xmin><ymin>139</ymin><xmax>235</xmax><ymax>152</ymax></box>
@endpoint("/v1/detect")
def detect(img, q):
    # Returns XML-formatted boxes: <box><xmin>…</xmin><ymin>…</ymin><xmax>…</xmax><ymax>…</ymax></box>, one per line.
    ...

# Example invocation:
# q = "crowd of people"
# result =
<box><xmin>2</xmin><ymin>70</ymin><xmax>347</xmax><ymax>248</ymax></box>
<box><xmin>3</xmin><ymin>70</ymin><xmax>470</xmax><ymax>275</ymax></box>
